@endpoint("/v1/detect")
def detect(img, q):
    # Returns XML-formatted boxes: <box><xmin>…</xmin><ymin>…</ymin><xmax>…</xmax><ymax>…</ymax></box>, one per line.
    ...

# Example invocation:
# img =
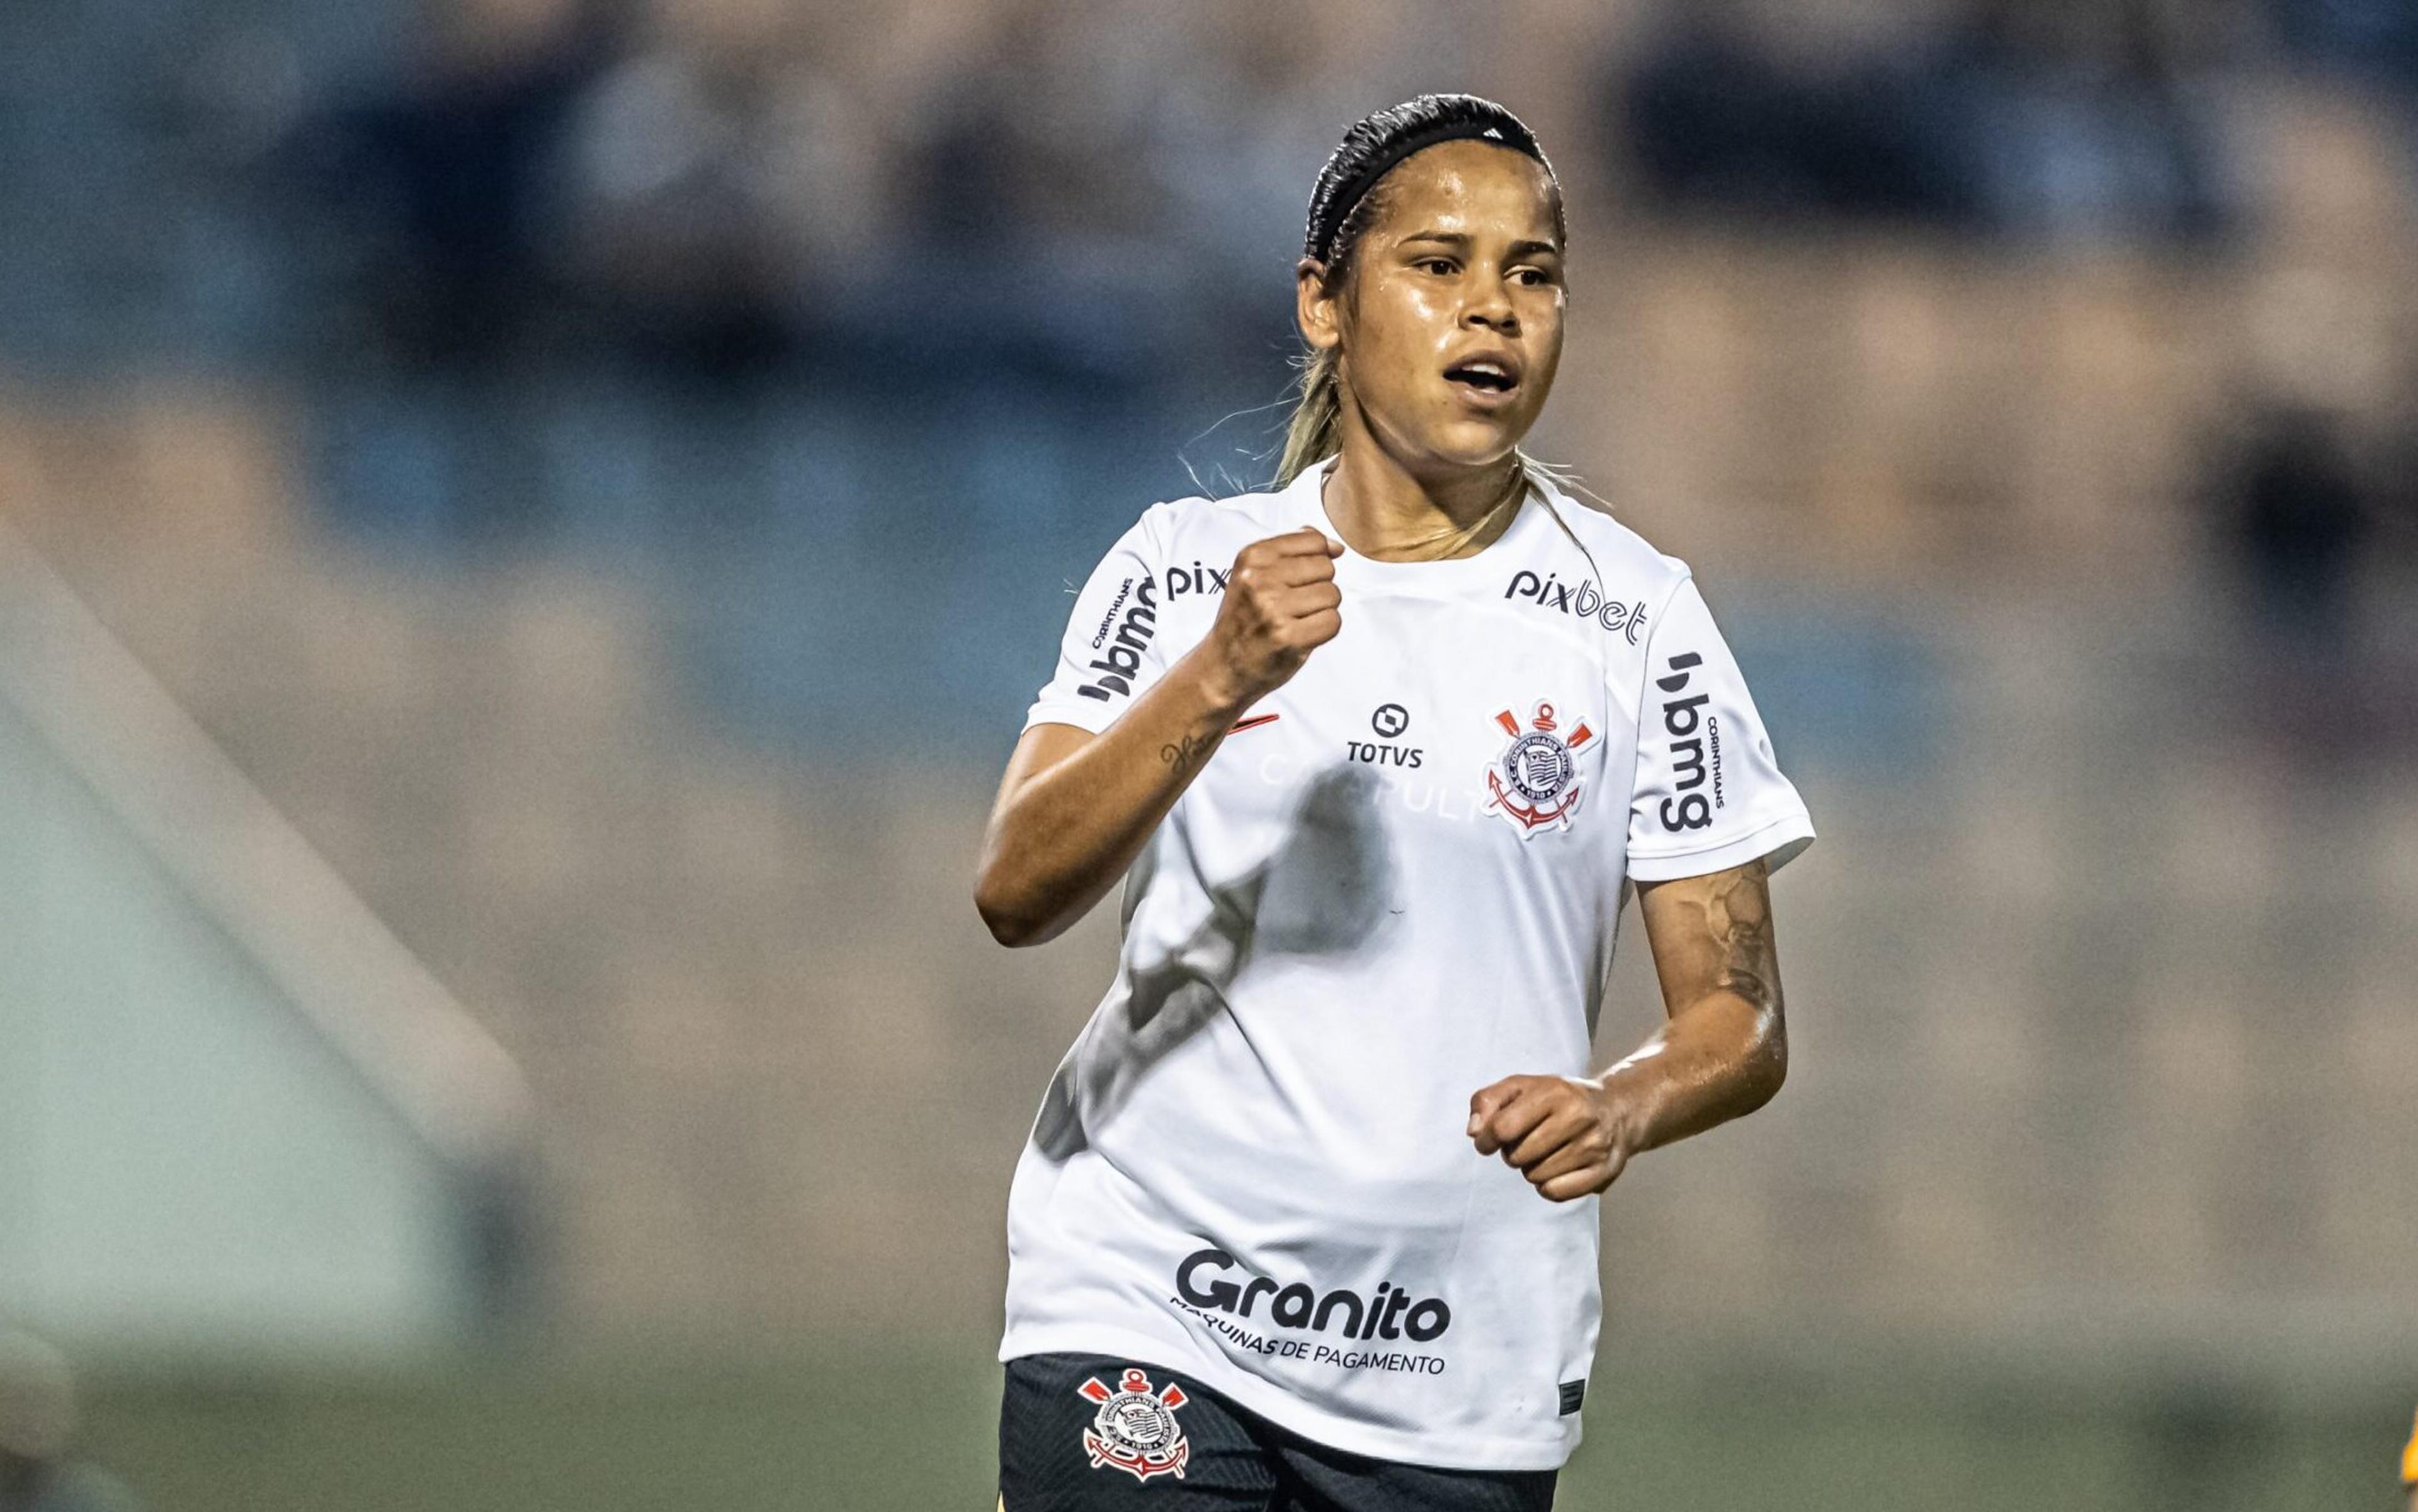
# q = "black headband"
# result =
<box><xmin>1304</xmin><ymin>118</ymin><xmax>1547</xmax><ymax>264</ymax></box>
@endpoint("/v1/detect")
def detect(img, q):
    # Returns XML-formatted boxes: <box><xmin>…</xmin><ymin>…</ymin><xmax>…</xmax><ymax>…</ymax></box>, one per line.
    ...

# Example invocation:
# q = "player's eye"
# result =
<box><xmin>1417</xmin><ymin>258</ymin><xmax>1457</xmax><ymax>276</ymax></box>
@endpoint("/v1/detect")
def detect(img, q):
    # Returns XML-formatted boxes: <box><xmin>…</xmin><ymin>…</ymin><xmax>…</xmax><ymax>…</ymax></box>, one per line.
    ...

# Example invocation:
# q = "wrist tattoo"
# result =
<box><xmin>1159</xmin><ymin>730</ymin><xmax>1212</xmax><ymax>768</ymax></box>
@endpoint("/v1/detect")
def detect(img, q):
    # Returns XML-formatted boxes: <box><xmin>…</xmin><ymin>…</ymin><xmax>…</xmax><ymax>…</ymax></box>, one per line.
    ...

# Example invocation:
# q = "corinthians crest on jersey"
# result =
<box><xmin>1077</xmin><ymin>1367</ymin><xmax>1191</xmax><ymax>1482</ymax></box>
<box><xmin>1483</xmin><ymin>701</ymin><xmax>1594</xmax><ymax>837</ymax></box>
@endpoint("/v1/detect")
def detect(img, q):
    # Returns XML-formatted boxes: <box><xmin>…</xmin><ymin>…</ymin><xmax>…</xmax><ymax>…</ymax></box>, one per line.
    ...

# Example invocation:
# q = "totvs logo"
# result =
<box><xmin>1346</xmin><ymin>702</ymin><xmax>1422</xmax><ymax>767</ymax></box>
<box><xmin>1654</xmin><ymin>651</ymin><xmax>1723</xmax><ymax>831</ymax></box>
<box><xmin>1077</xmin><ymin>577</ymin><xmax>1158</xmax><ymax>702</ymax></box>
<box><xmin>1177</xmin><ymin>1248</ymin><xmax>1451</xmax><ymax>1343</ymax></box>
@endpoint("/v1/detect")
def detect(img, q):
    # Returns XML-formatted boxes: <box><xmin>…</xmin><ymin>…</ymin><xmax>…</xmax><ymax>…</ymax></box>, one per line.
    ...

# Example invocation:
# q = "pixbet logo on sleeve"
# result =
<box><xmin>1165</xmin><ymin>562</ymin><xmax>1229</xmax><ymax>598</ymax></box>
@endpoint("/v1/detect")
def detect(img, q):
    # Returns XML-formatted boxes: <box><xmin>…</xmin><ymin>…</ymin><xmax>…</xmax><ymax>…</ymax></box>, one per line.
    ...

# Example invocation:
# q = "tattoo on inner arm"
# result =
<box><xmin>1703</xmin><ymin>861</ymin><xmax>1777</xmax><ymax>1009</ymax></box>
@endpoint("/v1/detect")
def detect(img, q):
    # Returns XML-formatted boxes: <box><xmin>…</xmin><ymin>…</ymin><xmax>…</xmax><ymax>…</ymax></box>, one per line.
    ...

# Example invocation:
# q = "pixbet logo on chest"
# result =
<box><xmin>1504</xmin><ymin>571</ymin><xmax>1648</xmax><ymax>642</ymax></box>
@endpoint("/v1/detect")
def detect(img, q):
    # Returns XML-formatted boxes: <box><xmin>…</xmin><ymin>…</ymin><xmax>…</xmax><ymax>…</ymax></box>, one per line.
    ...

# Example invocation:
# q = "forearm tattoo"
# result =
<box><xmin>1706</xmin><ymin>860</ymin><xmax>1777</xmax><ymax>1009</ymax></box>
<box><xmin>1671</xmin><ymin>858</ymin><xmax>1778</xmax><ymax>1013</ymax></box>
<box><xmin>1159</xmin><ymin>729</ymin><xmax>1212</xmax><ymax>768</ymax></box>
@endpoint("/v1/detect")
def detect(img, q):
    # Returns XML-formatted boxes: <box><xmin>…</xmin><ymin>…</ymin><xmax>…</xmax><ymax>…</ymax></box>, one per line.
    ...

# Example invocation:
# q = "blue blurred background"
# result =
<box><xmin>3</xmin><ymin>1</ymin><xmax>2416</xmax><ymax>1508</ymax></box>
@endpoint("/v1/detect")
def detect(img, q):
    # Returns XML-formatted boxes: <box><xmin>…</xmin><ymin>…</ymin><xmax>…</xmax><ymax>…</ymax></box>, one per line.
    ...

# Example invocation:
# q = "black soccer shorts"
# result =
<box><xmin>999</xmin><ymin>1353</ymin><xmax>1558</xmax><ymax>1511</ymax></box>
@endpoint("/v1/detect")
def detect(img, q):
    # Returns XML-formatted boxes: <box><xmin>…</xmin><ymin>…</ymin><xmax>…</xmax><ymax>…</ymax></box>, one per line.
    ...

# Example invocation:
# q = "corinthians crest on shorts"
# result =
<box><xmin>1484</xmin><ymin>702</ymin><xmax>1594</xmax><ymax>837</ymax></box>
<box><xmin>1077</xmin><ymin>1367</ymin><xmax>1191</xmax><ymax>1482</ymax></box>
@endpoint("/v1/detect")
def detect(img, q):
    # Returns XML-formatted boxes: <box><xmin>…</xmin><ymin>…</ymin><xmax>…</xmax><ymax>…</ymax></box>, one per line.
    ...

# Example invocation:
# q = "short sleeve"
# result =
<box><xmin>1025</xmin><ymin>513</ymin><xmax>1170</xmax><ymax>734</ymax></box>
<box><xmin>1625</xmin><ymin>577</ymin><xmax>1815</xmax><ymax>882</ymax></box>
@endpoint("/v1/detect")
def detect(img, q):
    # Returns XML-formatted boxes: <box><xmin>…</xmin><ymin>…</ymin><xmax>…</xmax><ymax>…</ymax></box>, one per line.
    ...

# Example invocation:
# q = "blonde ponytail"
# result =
<box><xmin>1274</xmin><ymin>346</ymin><xmax>1343</xmax><ymax>485</ymax></box>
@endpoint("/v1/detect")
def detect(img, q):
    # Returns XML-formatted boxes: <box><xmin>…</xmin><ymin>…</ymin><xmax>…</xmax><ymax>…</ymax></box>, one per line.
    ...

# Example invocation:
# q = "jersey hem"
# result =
<box><xmin>999</xmin><ymin>1323</ymin><xmax>1579</xmax><ymax>1472</ymax></box>
<box><xmin>1625</xmin><ymin>810</ymin><xmax>1815</xmax><ymax>882</ymax></box>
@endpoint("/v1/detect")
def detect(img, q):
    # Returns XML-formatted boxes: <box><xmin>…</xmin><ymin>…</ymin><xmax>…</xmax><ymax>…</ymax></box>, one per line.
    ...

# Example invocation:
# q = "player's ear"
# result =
<box><xmin>1296</xmin><ymin>258</ymin><xmax>1341</xmax><ymax>353</ymax></box>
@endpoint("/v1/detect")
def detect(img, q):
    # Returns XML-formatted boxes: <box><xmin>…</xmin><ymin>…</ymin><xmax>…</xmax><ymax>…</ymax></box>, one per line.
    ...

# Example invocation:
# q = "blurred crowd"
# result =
<box><xmin>190</xmin><ymin>0</ymin><xmax>1342</xmax><ymax>385</ymax></box>
<box><xmin>11</xmin><ymin>0</ymin><xmax>2418</xmax><ymax>385</ymax></box>
<box><xmin>281</xmin><ymin>0</ymin><xmax>2418</xmax><ymax>372</ymax></box>
<box><xmin>1623</xmin><ymin>0</ymin><xmax>2247</xmax><ymax>241</ymax></box>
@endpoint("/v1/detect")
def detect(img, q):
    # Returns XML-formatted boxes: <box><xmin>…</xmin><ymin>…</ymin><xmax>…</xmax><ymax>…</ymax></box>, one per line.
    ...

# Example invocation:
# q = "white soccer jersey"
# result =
<box><xmin>1001</xmin><ymin>460</ymin><xmax>1813</xmax><ymax>1471</ymax></box>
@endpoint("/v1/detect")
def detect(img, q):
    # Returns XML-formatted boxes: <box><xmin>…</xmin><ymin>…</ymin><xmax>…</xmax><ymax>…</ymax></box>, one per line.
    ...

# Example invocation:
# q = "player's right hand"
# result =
<box><xmin>1200</xmin><ymin>528</ymin><xmax>1344</xmax><ymax>705</ymax></box>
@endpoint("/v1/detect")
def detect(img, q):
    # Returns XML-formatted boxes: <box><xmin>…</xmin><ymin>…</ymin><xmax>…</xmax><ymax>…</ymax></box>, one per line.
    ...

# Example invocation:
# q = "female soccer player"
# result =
<box><xmin>976</xmin><ymin>94</ymin><xmax>1815</xmax><ymax>1510</ymax></box>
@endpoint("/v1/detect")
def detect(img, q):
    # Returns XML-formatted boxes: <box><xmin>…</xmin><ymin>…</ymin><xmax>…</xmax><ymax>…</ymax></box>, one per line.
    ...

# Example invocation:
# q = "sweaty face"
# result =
<box><xmin>1304</xmin><ymin>140</ymin><xmax>1566</xmax><ymax>477</ymax></box>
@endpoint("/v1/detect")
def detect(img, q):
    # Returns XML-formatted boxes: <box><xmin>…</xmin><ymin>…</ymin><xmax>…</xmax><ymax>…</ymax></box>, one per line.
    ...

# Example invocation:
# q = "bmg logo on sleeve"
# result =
<box><xmin>1077</xmin><ymin>577</ymin><xmax>1159</xmax><ymax>702</ymax></box>
<box><xmin>1654</xmin><ymin>652</ymin><xmax>1722</xmax><ymax>831</ymax></box>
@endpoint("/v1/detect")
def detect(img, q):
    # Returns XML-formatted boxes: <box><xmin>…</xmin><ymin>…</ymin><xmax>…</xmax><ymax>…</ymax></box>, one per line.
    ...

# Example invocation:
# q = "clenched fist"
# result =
<box><xmin>1468</xmin><ymin>1075</ymin><xmax>1642</xmax><ymax>1203</ymax></box>
<box><xmin>1198</xmin><ymin>528</ymin><xmax>1344</xmax><ymax>707</ymax></box>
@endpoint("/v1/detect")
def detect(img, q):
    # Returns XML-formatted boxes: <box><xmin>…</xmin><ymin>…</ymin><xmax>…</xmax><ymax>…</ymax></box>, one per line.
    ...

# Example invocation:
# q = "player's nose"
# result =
<box><xmin>1463</xmin><ymin>277</ymin><xmax>1518</xmax><ymax>334</ymax></box>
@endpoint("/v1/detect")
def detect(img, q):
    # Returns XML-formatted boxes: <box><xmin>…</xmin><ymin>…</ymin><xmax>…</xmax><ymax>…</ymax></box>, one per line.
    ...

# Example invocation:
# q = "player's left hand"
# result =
<box><xmin>1467</xmin><ymin>1074</ymin><xmax>1641</xmax><ymax>1202</ymax></box>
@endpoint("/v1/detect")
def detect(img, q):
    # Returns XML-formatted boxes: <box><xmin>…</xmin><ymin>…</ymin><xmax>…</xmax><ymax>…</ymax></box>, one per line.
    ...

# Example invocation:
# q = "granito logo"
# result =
<box><xmin>1504</xmin><ymin>571</ymin><xmax>1647</xmax><ymax>643</ymax></box>
<box><xmin>1654</xmin><ymin>651</ymin><xmax>1724</xmax><ymax>831</ymax></box>
<box><xmin>1077</xmin><ymin>577</ymin><xmax>1158</xmax><ymax>702</ymax></box>
<box><xmin>1176</xmin><ymin>1247</ymin><xmax>1450</xmax><ymax>1344</ymax></box>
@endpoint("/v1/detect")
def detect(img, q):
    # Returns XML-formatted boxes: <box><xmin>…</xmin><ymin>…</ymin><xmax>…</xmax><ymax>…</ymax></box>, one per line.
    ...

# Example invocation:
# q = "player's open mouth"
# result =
<box><xmin>1443</xmin><ymin>357</ymin><xmax>1522</xmax><ymax>406</ymax></box>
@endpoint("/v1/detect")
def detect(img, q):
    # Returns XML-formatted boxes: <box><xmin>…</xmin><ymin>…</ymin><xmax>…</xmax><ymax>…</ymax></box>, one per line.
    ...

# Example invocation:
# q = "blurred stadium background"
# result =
<box><xmin>3</xmin><ymin>0</ymin><xmax>2415</xmax><ymax>1507</ymax></box>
